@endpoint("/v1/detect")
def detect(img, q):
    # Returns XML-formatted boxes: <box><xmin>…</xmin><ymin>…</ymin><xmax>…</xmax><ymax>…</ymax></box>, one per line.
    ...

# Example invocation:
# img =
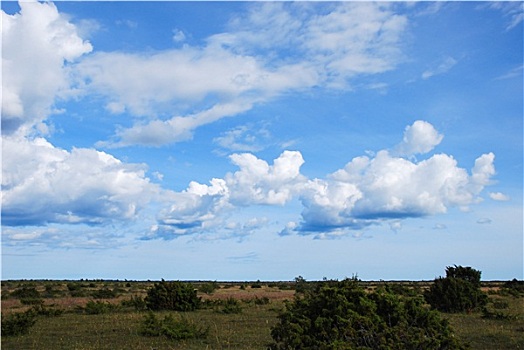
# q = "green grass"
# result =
<box><xmin>1</xmin><ymin>303</ymin><xmax>281</xmax><ymax>349</ymax></box>
<box><xmin>445</xmin><ymin>295</ymin><xmax>524</xmax><ymax>350</ymax></box>
<box><xmin>2</xmin><ymin>280</ymin><xmax>523</xmax><ymax>349</ymax></box>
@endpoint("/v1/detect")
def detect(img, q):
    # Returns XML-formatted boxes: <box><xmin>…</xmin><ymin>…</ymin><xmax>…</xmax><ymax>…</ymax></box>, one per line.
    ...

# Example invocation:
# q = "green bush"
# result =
<box><xmin>501</xmin><ymin>278</ymin><xmax>524</xmax><ymax>297</ymax></box>
<box><xmin>145</xmin><ymin>280</ymin><xmax>201</xmax><ymax>311</ymax></box>
<box><xmin>251</xmin><ymin>280</ymin><xmax>263</xmax><ymax>288</ymax></box>
<box><xmin>199</xmin><ymin>281</ymin><xmax>219</xmax><ymax>295</ymax></box>
<box><xmin>270</xmin><ymin>278</ymin><xmax>466</xmax><ymax>350</ymax></box>
<box><xmin>1</xmin><ymin>310</ymin><xmax>37</xmax><ymax>336</ymax></box>
<box><xmin>425</xmin><ymin>265</ymin><xmax>488</xmax><ymax>313</ymax></box>
<box><xmin>11</xmin><ymin>286</ymin><xmax>41</xmax><ymax>300</ymax></box>
<box><xmin>219</xmin><ymin>297</ymin><xmax>242</xmax><ymax>314</ymax></box>
<box><xmin>139</xmin><ymin>312</ymin><xmax>208</xmax><ymax>340</ymax></box>
<box><xmin>91</xmin><ymin>287</ymin><xmax>119</xmax><ymax>299</ymax></box>
<box><xmin>84</xmin><ymin>300</ymin><xmax>117</xmax><ymax>314</ymax></box>
<box><xmin>254</xmin><ymin>296</ymin><xmax>270</xmax><ymax>305</ymax></box>
<box><xmin>121</xmin><ymin>295</ymin><xmax>148</xmax><ymax>311</ymax></box>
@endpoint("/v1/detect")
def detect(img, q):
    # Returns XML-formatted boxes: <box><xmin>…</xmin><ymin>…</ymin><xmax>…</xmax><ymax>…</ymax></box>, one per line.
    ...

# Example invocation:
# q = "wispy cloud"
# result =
<box><xmin>487</xmin><ymin>2</ymin><xmax>523</xmax><ymax>31</ymax></box>
<box><xmin>422</xmin><ymin>56</ymin><xmax>458</xmax><ymax>80</ymax></box>
<box><xmin>73</xmin><ymin>2</ymin><xmax>408</xmax><ymax>148</ymax></box>
<box><xmin>495</xmin><ymin>65</ymin><xmax>523</xmax><ymax>80</ymax></box>
<box><xmin>213</xmin><ymin>123</ymin><xmax>271</xmax><ymax>153</ymax></box>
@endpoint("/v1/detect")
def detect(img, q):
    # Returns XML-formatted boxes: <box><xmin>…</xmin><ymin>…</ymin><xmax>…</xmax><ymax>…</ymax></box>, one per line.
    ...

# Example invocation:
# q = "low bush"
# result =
<box><xmin>145</xmin><ymin>280</ymin><xmax>201</xmax><ymax>311</ymax></box>
<box><xmin>501</xmin><ymin>278</ymin><xmax>524</xmax><ymax>297</ymax></box>
<box><xmin>121</xmin><ymin>295</ymin><xmax>148</xmax><ymax>311</ymax></box>
<box><xmin>91</xmin><ymin>287</ymin><xmax>119</xmax><ymax>299</ymax></box>
<box><xmin>219</xmin><ymin>297</ymin><xmax>242</xmax><ymax>314</ymax></box>
<box><xmin>425</xmin><ymin>265</ymin><xmax>487</xmax><ymax>313</ymax></box>
<box><xmin>270</xmin><ymin>278</ymin><xmax>466</xmax><ymax>350</ymax></box>
<box><xmin>139</xmin><ymin>312</ymin><xmax>208</xmax><ymax>340</ymax></box>
<box><xmin>251</xmin><ymin>280</ymin><xmax>263</xmax><ymax>289</ymax></box>
<box><xmin>84</xmin><ymin>300</ymin><xmax>117</xmax><ymax>314</ymax></box>
<box><xmin>1</xmin><ymin>310</ymin><xmax>37</xmax><ymax>336</ymax></box>
<box><xmin>11</xmin><ymin>286</ymin><xmax>41</xmax><ymax>300</ymax></box>
<box><xmin>254</xmin><ymin>296</ymin><xmax>270</xmax><ymax>305</ymax></box>
<box><xmin>199</xmin><ymin>281</ymin><xmax>219</xmax><ymax>295</ymax></box>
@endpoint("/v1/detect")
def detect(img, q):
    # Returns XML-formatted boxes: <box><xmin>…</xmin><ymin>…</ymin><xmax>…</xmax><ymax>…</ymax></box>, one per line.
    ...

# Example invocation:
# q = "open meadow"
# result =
<box><xmin>1</xmin><ymin>279</ymin><xmax>523</xmax><ymax>349</ymax></box>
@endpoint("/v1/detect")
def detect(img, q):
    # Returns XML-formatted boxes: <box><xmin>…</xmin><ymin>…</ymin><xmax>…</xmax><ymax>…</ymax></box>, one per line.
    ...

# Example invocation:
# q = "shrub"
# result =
<box><xmin>121</xmin><ymin>295</ymin><xmax>148</xmax><ymax>311</ymax></box>
<box><xmin>254</xmin><ymin>296</ymin><xmax>270</xmax><ymax>305</ymax></box>
<box><xmin>425</xmin><ymin>265</ymin><xmax>488</xmax><ymax>313</ymax></box>
<box><xmin>199</xmin><ymin>281</ymin><xmax>219</xmax><ymax>295</ymax></box>
<box><xmin>91</xmin><ymin>287</ymin><xmax>118</xmax><ymax>299</ymax></box>
<box><xmin>501</xmin><ymin>278</ymin><xmax>524</xmax><ymax>297</ymax></box>
<box><xmin>11</xmin><ymin>286</ymin><xmax>41</xmax><ymax>300</ymax></box>
<box><xmin>219</xmin><ymin>297</ymin><xmax>242</xmax><ymax>314</ymax></box>
<box><xmin>139</xmin><ymin>312</ymin><xmax>208</xmax><ymax>340</ymax></box>
<box><xmin>84</xmin><ymin>300</ymin><xmax>117</xmax><ymax>314</ymax></box>
<box><xmin>31</xmin><ymin>304</ymin><xmax>63</xmax><ymax>317</ymax></box>
<box><xmin>145</xmin><ymin>280</ymin><xmax>201</xmax><ymax>311</ymax></box>
<box><xmin>251</xmin><ymin>280</ymin><xmax>263</xmax><ymax>289</ymax></box>
<box><xmin>270</xmin><ymin>278</ymin><xmax>466</xmax><ymax>350</ymax></box>
<box><xmin>1</xmin><ymin>310</ymin><xmax>37</xmax><ymax>336</ymax></box>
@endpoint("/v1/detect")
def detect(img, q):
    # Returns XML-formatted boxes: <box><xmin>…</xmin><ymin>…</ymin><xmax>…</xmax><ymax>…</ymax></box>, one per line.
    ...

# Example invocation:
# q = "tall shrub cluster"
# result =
<box><xmin>425</xmin><ymin>265</ymin><xmax>488</xmax><ymax>313</ymax></box>
<box><xmin>270</xmin><ymin>278</ymin><xmax>466</xmax><ymax>350</ymax></box>
<box><xmin>145</xmin><ymin>280</ymin><xmax>201</xmax><ymax>311</ymax></box>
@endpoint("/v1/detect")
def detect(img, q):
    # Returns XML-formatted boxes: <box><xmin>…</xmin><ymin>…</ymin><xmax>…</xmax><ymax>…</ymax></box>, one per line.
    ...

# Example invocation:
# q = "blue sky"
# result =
<box><xmin>2</xmin><ymin>1</ymin><xmax>522</xmax><ymax>281</ymax></box>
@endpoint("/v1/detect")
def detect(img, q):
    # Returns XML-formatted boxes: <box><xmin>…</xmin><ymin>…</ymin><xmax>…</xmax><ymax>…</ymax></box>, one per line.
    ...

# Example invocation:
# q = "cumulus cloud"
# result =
<box><xmin>489</xmin><ymin>192</ymin><xmax>510</xmax><ymax>201</ymax></box>
<box><xmin>150</xmin><ymin>121</ymin><xmax>496</xmax><ymax>240</ymax></box>
<box><xmin>149</xmin><ymin>151</ymin><xmax>306</xmax><ymax>239</ymax></box>
<box><xmin>1</xmin><ymin>0</ymin><xmax>92</xmax><ymax>135</ymax></box>
<box><xmin>394</xmin><ymin>120</ymin><xmax>444</xmax><ymax>156</ymax></box>
<box><xmin>1</xmin><ymin>134</ymin><xmax>160</xmax><ymax>226</ymax></box>
<box><xmin>290</xmin><ymin>147</ymin><xmax>494</xmax><ymax>236</ymax></box>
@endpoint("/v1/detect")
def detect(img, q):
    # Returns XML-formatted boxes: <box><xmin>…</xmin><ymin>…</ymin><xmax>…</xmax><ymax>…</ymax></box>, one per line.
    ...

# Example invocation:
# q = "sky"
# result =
<box><xmin>1</xmin><ymin>1</ymin><xmax>522</xmax><ymax>281</ymax></box>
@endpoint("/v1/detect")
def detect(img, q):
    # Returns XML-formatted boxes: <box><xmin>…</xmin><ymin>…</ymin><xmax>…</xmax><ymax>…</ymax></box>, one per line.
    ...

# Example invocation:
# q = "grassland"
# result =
<box><xmin>1</xmin><ymin>280</ymin><xmax>523</xmax><ymax>349</ymax></box>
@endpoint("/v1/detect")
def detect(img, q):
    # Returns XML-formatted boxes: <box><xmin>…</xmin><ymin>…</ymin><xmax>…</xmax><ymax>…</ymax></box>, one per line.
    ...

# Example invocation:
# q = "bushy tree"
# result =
<box><xmin>425</xmin><ymin>265</ymin><xmax>487</xmax><ymax>313</ymax></box>
<box><xmin>1</xmin><ymin>310</ymin><xmax>37</xmax><ymax>336</ymax></box>
<box><xmin>145</xmin><ymin>280</ymin><xmax>201</xmax><ymax>311</ymax></box>
<box><xmin>139</xmin><ymin>312</ymin><xmax>208</xmax><ymax>340</ymax></box>
<box><xmin>270</xmin><ymin>278</ymin><xmax>466</xmax><ymax>350</ymax></box>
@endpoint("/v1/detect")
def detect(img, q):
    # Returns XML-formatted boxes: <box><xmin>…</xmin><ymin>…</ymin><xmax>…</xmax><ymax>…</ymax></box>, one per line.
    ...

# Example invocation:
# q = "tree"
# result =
<box><xmin>270</xmin><ymin>278</ymin><xmax>466</xmax><ymax>350</ymax></box>
<box><xmin>425</xmin><ymin>265</ymin><xmax>488</xmax><ymax>313</ymax></box>
<box><xmin>145</xmin><ymin>280</ymin><xmax>201</xmax><ymax>311</ymax></box>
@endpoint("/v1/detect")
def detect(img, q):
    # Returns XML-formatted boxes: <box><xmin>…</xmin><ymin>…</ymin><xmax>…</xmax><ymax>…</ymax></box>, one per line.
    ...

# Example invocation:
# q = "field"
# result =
<box><xmin>1</xmin><ymin>280</ymin><xmax>523</xmax><ymax>349</ymax></box>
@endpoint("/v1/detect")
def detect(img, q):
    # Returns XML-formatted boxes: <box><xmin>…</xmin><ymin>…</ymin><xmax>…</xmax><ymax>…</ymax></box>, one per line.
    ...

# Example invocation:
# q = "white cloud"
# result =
<box><xmin>149</xmin><ymin>121</ymin><xmax>497</xmax><ymax>240</ymax></box>
<box><xmin>2</xmin><ymin>134</ymin><xmax>160</xmax><ymax>226</ymax></box>
<box><xmin>75</xmin><ymin>2</ymin><xmax>407</xmax><ymax>148</ymax></box>
<box><xmin>495</xmin><ymin>65</ymin><xmax>523</xmax><ymax>80</ymax></box>
<box><xmin>487</xmin><ymin>2</ymin><xmax>524</xmax><ymax>31</ymax></box>
<box><xmin>1</xmin><ymin>0</ymin><xmax>92</xmax><ymax>135</ymax></box>
<box><xmin>422</xmin><ymin>56</ymin><xmax>458</xmax><ymax>80</ymax></box>
<box><xmin>213</xmin><ymin>123</ymin><xmax>271</xmax><ymax>152</ymax></box>
<box><xmin>394</xmin><ymin>120</ymin><xmax>444</xmax><ymax>156</ymax></box>
<box><xmin>148</xmin><ymin>150</ymin><xmax>306</xmax><ymax>239</ymax></box>
<box><xmin>98</xmin><ymin>101</ymin><xmax>254</xmax><ymax>148</ymax></box>
<box><xmin>489</xmin><ymin>192</ymin><xmax>510</xmax><ymax>201</ymax></box>
<box><xmin>289</xmin><ymin>122</ymin><xmax>495</xmax><ymax>236</ymax></box>
<box><xmin>172</xmin><ymin>29</ymin><xmax>186</xmax><ymax>43</ymax></box>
